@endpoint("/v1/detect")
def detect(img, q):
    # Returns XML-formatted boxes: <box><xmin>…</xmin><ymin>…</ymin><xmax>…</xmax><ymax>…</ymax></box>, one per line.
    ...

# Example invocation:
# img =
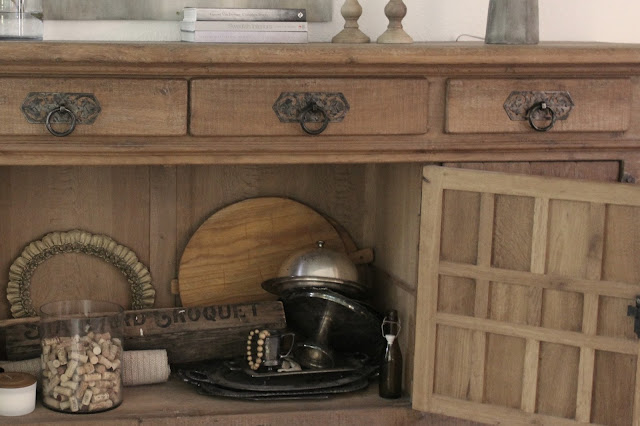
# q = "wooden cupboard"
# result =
<box><xmin>0</xmin><ymin>42</ymin><xmax>639</xmax><ymax>425</ymax></box>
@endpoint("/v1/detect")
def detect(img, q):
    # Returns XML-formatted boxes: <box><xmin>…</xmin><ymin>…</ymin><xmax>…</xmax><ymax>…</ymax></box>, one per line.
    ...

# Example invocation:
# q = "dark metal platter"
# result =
<box><xmin>280</xmin><ymin>289</ymin><xmax>386</xmax><ymax>362</ymax></box>
<box><xmin>179</xmin><ymin>360</ymin><xmax>377</xmax><ymax>392</ymax></box>
<box><xmin>191</xmin><ymin>377</ymin><xmax>371</xmax><ymax>401</ymax></box>
<box><xmin>261</xmin><ymin>276</ymin><xmax>368</xmax><ymax>299</ymax></box>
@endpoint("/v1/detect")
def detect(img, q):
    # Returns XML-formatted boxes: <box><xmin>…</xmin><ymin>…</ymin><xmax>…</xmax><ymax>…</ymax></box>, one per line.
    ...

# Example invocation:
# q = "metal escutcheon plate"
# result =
<box><xmin>21</xmin><ymin>92</ymin><xmax>101</xmax><ymax>125</ymax></box>
<box><xmin>273</xmin><ymin>92</ymin><xmax>350</xmax><ymax>123</ymax></box>
<box><xmin>504</xmin><ymin>91</ymin><xmax>574</xmax><ymax>121</ymax></box>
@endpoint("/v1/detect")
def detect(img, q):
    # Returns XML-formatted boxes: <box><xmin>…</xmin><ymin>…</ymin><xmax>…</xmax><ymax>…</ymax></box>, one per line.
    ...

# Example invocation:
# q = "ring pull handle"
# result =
<box><xmin>45</xmin><ymin>105</ymin><xmax>77</xmax><ymax>137</ymax></box>
<box><xmin>527</xmin><ymin>101</ymin><xmax>557</xmax><ymax>132</ymax></box>
<box><xmin>298</xmin><ymin>102</ymin><xmax>330</xmax><ymax>135</ymax></box>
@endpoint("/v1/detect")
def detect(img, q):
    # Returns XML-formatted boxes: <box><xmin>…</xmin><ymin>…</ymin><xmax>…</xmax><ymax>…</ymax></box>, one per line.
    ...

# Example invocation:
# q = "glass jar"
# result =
<box><xmin>0</xmin><ymin>0</ymin><xmax>43</xmax><ymax>40</ymax></box>
<box><xmin>39</xmin><ymin>300</ymin><xmax>124</xmax><ymax>413</ymax></box>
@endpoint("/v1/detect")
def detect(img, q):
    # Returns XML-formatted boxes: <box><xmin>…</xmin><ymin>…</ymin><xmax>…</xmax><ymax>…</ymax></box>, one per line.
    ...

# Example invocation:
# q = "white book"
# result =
<box><xmin>183</xmin><ymin>7</ymin><xmax>306</xmax><ymax>22</ymax></box>
<box><xmin>181</xmin><ymin>21</ymin><xmax>307</xmax><ymax>32</ymax></box>
<box><xmin>181</xmin><ymin>30</ymin><xmax>308</xmax><ymax>43</ymax></box>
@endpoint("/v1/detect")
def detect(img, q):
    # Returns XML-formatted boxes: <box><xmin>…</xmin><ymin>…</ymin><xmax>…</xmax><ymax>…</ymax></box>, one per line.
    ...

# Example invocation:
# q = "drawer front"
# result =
<box><xmin>446</xmin><ymin>78</ymin><xmax>631</xmax><ymax>134</ymax></box>
<box><xmin>0</xmin><ymin>78</ymin><xmax>187</xmax><ymax>136</ymax></box>
<box><xmin>190</xmin><ymin>78</ymin><xmax>428</xmax><ymax>136</ymax></box>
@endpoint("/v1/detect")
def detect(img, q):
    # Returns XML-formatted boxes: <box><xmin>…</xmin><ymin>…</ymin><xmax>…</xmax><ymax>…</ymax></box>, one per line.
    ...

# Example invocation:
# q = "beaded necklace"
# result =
<box><xmin>246</xmin><ymin>329</ymin><xmax>271</xmax><ymax>371</ymax></box>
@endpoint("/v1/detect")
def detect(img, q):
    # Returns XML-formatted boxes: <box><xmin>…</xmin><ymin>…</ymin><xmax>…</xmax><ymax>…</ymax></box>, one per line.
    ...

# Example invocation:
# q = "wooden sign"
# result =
<box><xmin>0</xmin><ymin>301</ymin><xmax>286</xmax><ymax>363</ymax></box>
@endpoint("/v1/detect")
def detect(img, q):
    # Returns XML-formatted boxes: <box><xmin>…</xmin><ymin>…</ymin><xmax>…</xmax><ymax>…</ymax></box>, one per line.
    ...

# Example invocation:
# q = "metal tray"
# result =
<box><xmin>179</xmin><ymin>360</ymin><xmax>377</xmax><ymax>392</ymax></box>
<box><xmin>192</xmin><ymin>377</ymin><xmax>370</xmax><ymax>401</ymax></box>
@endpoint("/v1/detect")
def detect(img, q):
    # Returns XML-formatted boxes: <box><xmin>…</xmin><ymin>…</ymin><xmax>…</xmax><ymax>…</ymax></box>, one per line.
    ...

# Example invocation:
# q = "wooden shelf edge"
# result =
<box><xmin>8</xmin><ymin>376</ymin><xmax>485</xmax><ymax>425</ymax></box>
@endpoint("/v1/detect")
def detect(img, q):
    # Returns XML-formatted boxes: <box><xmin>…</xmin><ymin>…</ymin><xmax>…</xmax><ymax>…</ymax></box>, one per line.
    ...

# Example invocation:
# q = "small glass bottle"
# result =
<box><xmin>379</xmin><ymin>309</ymin><xmax>402</xmax><ymax>398</ymax></box>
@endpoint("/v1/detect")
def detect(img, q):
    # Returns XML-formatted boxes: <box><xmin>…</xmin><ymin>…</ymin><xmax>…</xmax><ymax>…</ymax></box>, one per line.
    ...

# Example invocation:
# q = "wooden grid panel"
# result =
<box><xmin>413</xmin><ymin>166</ymin><xmax>640</xmax><ymax>426</ymax></box>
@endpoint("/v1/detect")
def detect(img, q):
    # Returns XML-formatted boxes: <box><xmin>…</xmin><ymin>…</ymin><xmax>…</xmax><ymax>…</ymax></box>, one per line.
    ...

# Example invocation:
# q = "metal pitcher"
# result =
<box><xmin>485</xmin><ymin>0</ymin><xmax>539</xmax><ymax>45</ymax></box>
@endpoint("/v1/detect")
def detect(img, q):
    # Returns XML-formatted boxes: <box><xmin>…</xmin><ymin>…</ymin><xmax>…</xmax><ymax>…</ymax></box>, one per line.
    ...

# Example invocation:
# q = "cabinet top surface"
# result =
<box><xmin>1</xmin><ymin>41</ymin><xmax>640</xmax><ymax>68</ymax></box>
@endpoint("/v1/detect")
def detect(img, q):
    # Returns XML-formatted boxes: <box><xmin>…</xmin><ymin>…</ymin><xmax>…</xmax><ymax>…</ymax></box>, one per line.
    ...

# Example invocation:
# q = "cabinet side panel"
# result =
<box><xmin>369</xmin><ymin>163</ymin><xmax>423</xmax><ymax>288</ymax></box>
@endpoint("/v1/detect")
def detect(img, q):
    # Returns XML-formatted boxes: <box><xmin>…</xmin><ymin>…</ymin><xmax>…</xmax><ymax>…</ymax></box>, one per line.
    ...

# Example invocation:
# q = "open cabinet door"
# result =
<box><xmin>413</xmin><ymin>165</ymin><xmax>640</xmax><ymax>425</ymax></box>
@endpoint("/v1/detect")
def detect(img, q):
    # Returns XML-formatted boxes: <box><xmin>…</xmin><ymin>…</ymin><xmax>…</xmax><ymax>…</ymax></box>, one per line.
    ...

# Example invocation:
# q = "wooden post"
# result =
<box><xmin>377</xmin><ymin>0</ymin><xmax>413</xmax><ymax>44</ymax></box>
<box><xmin>332</xmin><ymin>0</ymin><xmax>370</xmax><ymax>43</ymax></box>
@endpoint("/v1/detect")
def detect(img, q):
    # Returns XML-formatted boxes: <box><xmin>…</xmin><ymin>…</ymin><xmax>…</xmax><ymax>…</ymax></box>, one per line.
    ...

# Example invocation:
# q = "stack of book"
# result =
<box><xmin>180</xmin><ymin>7</ymin><xmax>308</xmax><ymax>43</ymax></box>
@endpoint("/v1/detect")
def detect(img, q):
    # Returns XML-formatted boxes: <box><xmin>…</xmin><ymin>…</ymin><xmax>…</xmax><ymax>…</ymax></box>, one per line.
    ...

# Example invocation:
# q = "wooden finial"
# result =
<box><xmin>332</xmin><ymin>0</ymin><xmax>370</xmax><ymax>43</ymax></box>
<box><xmin>377</xmin><ymin>0</ymin><xmax>413</xmax><ymax>44</ymax></box>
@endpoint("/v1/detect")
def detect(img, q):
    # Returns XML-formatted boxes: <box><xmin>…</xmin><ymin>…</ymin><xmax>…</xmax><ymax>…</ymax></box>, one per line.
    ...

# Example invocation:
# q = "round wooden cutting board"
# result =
<box><xmin>178</xmin><ymin>197</ymin><xmax>347</xmax><ymax>306</ymax></box>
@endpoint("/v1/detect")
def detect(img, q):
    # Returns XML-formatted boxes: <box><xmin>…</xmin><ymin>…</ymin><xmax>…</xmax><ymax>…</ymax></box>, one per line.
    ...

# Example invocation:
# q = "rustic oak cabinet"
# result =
<box><xmin>0</xmin><ymin>42</ymin><xmax>639</xmax><ymax>425</ymax></box>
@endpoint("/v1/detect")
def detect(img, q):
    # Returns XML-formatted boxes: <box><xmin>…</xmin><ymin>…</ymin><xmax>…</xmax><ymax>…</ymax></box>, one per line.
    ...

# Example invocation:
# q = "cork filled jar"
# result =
<box><xmin>39</xmin><ymin>300</ymin><xmax>124</xmax><ymax>413</ymax></box>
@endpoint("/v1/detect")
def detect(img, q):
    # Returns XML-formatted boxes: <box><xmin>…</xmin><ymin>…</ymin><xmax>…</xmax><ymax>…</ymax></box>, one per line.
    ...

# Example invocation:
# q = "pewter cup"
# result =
<box><xmin>262</xmin><ymin>332</ymin><xmax>295</xmax><ymax>368</ymax></box>
<box><xmin>485</xmin><ymin>0</ymin><xmax>539</xmax><ymax>45</ymax></box>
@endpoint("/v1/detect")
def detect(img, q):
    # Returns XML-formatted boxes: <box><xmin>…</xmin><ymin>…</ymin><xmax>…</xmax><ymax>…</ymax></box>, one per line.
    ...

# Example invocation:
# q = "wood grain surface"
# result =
<box><xmin>178</xmin><ymin>197</ymin><xmax>346</xmax><ymax>306</ymax></box>
<box><xmin>0</xmin><ymin>301</ymin><xmax>286</xmax><ymax>363</ymax></box>
<box><xmin>190</xmin><ymin>78</ymin><xmax>428</xmax><ymax>137</ymax></box>
<box><xmin>446</xmin><ymin>78</ymin><xmax>631</xmax><ymax>134</ymax></box>
<box><xmin>0</xmin><ymin>78</ymin><xmax>187</xmax><ymax>136</ymax></box>
<box><xmin>414</xmin><ymin>165</ymin><xmax>640</xmax><ymax>426</ymax></box>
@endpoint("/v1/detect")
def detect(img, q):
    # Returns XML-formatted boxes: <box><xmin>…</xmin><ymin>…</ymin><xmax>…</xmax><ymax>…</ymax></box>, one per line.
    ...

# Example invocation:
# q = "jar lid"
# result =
<box><xmin>0</xmin><ymin>372</ymin><xmax>37</xmax><ymax>389</ymax></box>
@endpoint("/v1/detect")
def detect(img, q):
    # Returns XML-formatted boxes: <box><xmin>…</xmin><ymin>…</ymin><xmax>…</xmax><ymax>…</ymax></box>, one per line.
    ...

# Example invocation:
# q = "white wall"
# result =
<box><xmin>44</xmin><ymin>0</ymin><xmax>640</xmax><ymax>43</ymax></box>
<box><xmin>315</xmin><ymin>0</ymin><xmax>640</xmax><ymax>43</ymax></box>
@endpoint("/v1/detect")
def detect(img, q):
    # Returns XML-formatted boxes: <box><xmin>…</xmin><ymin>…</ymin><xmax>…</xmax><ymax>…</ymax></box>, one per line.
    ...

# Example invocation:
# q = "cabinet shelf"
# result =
<box><xmin>9</xmin><ymin>376</ymin><xmax>434</xmax><ymax>425</ymax></box>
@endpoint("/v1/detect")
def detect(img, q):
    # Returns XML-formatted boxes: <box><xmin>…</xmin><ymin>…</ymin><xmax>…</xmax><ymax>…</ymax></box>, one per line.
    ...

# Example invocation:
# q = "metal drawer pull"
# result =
<box><xmin>503</xmin><ymin>91</ymin><xmax>573</xmax><ymax>132</ymax></box>
<box><xmin>45</xmin><ymin>105</ymin><xmax>77</xmax><ymax>137</ymax></box>
<box><xmin>298</xmin><ymin>102</ymin><xmax>330</xmax><ymax>135</ymax></box>
<box><xmin>272</xmin><ymin>92</ymin><xmax>350</xmax><ymax>135</ymax></box>
<box><xmin>527</xmin><ymin>102</ymin><xmax>556</xmax><ymax>132</ymax></box>
<box><xmin>21</xmin><ymin>92</ymin><xmax>101</xmax><ymax>136</ymax></box>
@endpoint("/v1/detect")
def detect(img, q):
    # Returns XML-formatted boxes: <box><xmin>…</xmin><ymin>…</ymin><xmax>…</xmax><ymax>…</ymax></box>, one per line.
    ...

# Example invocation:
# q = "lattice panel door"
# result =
<box><xmin>413</xmin><ymin>166</ymin><xmax>640</xmax><ymax>426</ymax></box>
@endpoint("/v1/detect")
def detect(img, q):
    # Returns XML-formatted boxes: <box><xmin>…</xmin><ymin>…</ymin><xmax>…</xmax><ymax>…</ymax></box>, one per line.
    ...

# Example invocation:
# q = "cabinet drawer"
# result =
<box><xmin>1</xmin><ymin>78</ymin><xmax>187</xmax><ymax>136</ymax></box>
<box><xmin>190</xmin><ymin>78</ymin><xmax>428</xmax><ymax>136</ymax></box>
<box><xmin>445</xmin><ymin>78</ymin><xmax>631</xmax><ymax>134</ymax></box>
